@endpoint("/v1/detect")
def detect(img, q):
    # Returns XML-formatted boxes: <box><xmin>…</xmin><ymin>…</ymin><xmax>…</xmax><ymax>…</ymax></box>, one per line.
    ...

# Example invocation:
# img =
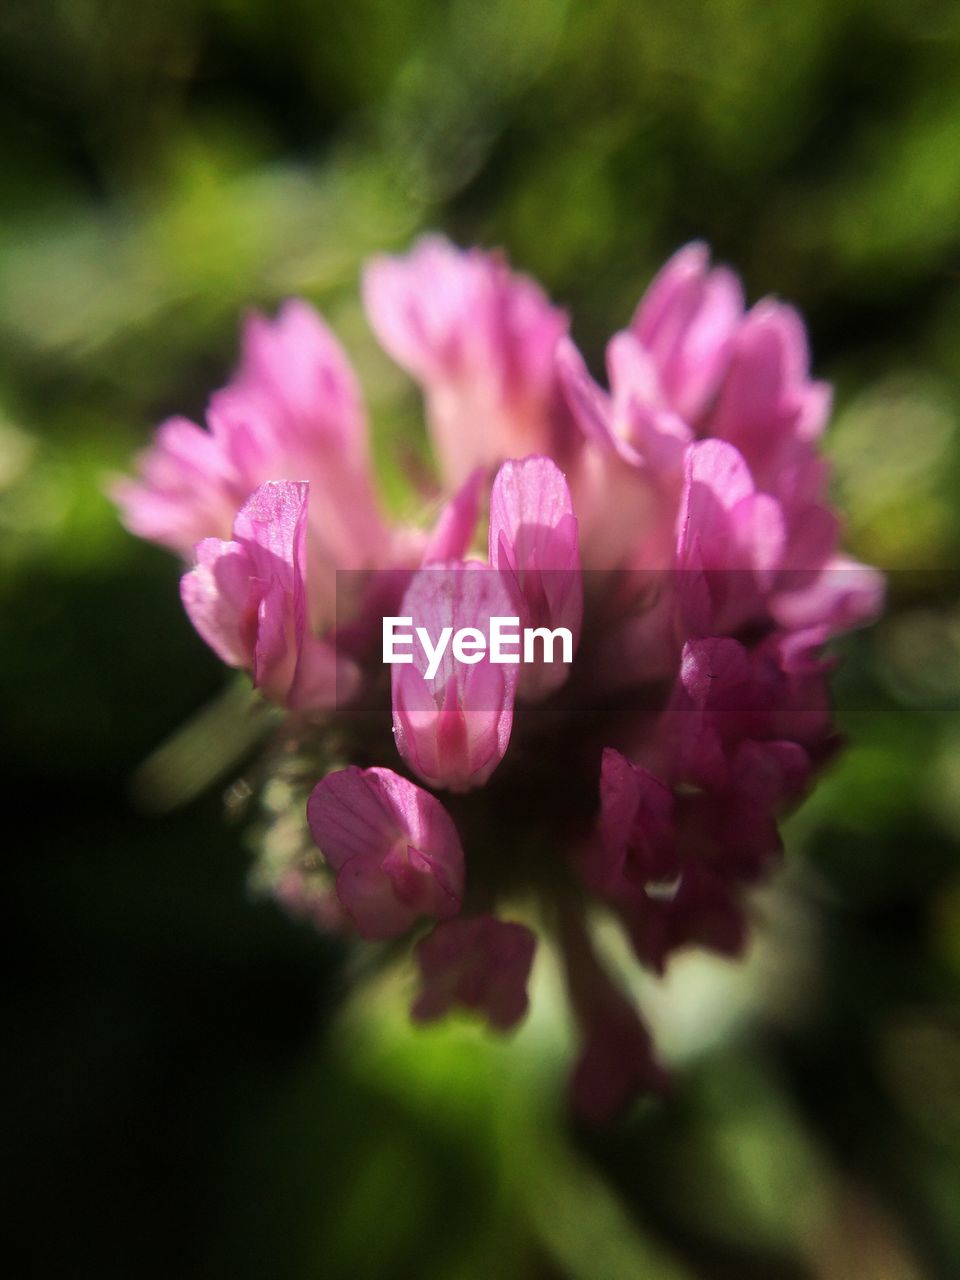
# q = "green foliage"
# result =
<box><xmin>5</xmin><ymin>1</ymin><xmax>960</xmax><ymax>1276</ymax></box>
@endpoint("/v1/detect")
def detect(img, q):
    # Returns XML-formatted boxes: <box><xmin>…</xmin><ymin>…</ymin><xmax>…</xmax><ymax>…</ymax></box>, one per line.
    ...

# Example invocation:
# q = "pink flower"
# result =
<box><xmin>391</xmin><ymin>560</ymin><xmax>518</xmax><ymax>792</ymax></box>
<box><xmin>117</xmin><ymin>238</ymin><xmax>884</xmax><ymax>1124</ymax></box>
<box><xmin>116</xmin><ymin>299</ymin><xmax>391</xmax><ymax>634</ymax></box>
<box><xmin>219</xmin><ymin>300</ymin><xmax>389</xmax><ymax>585</ymax></box>
<box><xmin>307</xmin><ymin>766</ymin><xmax>464</xmax><ymax>940</ymax></box>
<box><xmin>557</xmin><ymin>241</ymin><xmax>741</xmax><ymax>479</ymax></box>
<box><xmin>363</xmin><ymin>236</ymin><xmax>574</xmax><ymax>488</ymax></box>
<box><xmin>412</xmin><ymin>915</ymin><xmax>537</xmax><ymax>1031</ymax></box>
<box><xmin>180</xmin><ymin>480</ymin><xmax>350</xmax><ymax>710</ymax></box>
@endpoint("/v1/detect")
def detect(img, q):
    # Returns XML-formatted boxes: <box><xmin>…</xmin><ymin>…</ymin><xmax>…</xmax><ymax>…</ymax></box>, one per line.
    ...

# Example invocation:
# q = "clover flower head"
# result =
<box><xmin>116</xmin><ymin>237</ymin><xmax>883</xmax><ymax>1121</ymax></box>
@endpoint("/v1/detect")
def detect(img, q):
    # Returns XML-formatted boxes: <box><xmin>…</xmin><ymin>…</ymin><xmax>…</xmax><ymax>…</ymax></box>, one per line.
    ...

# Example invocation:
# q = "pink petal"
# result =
<box><xmin>488</xmin><ymin>455</ymin><xmax>582</xmax><ymax>699</ymax></box>
<box><xmin>307</xmin><ymin>766</ymin><xmax>464</xmax><ymax>940</ymax></box>
<box><xmin>412</xmin><ymin>915</ymin><xmax>537</xmax><ymax>1031</ymax></box>
<box><xmin>660</xmin><ymin>638</ymin><xmax>753</xmax><ymax>790</ymax></box>
<box><xmin>606</xmin><ymin>331</ymin><xmax>693</xmax><ymax>474</ymax></box>
<box><xmin>677</xmin><ymin>439</ymin><xmax>755</xmax><ymax>554</ymax></box>
<box><xmin>232</xmin><ymin>478</ymin><xmax>307</xmax><ymax>589</ymax></box>
<box><xmin>771</xmin><ymin>554</ymin><xmax>886</xmax><ymax>634</ymax></box>
<box><xmin>570</xmin><ymin>995</ymin><xmax>668</xmax><ymax>1123</ymax></box>
<box><xmin>623</xmin><ymin>862</ymin><xmax>747</xmax><ymax>974</ymax></box>
<box><xmin>179</xmin><ymin>481</ymin><xmax>325</xmax><ymax>708</ymax></box>
<box><xmin>631</xmin><ymin>242</ymin><xmax>744</xmax><ymax>424</ymax></box>
<box><xmin>224</xmin><ymin>300</ymin><xmax>389</xmax><ymax>626</ymax></box>
<box><xmin>392</xmin><ymin>562</ymin><xmax>518</xmax><ymax>791</ymax></box>
<box><xmin>729</xmin><ymin>492</ymin><xmax>786</xmax><ymax>587</ymax></box>
<box><xmin>334</xmin><ymin>859</ymin><xmax>422</xmax><ymax>940</ymax></box>
<box><xmin>556</xmin><ymin>336</ymin><xmax>629</xmax><ymax>457</ymax></box>
<box><xmin>364</xmin><ymin>236</ymin><xmax>571</xmax><ymax>487</ymax></box>
<box><xmin>179</xmin><ymin>537</ymin><xmax>256</xmax><ymax>669</ymax></box>
<box><xmin>708</xmin><ymin>301</ymin><xmax>831</xmax><ymax>499</ymax></box>
<box><xmin>112</xmin><ymin>416</ymin><xmax>241</xmax><ymax>554</ymax></box>
<box><xmin>114</xmin><ymin>298</ymin><xmax>390</xmax><ymax>642</ymax></box>
<box><xmin>559</xmin><ymin>910</ymin><xmax>668</xmax><ymax>1122</ymax></box>
<box><xmin>421</xmin><ymin>467</ymin><xmax>483</xmax><ymax>565</ymax></box>
<box><xmin>236</xmin><ymin>299</ymin><xmax>368</xmax><ymax>460</ymax></box>
<box><xmin>235</xmin><ymin>481</ymin><xmax>309</xmax><ymax>700</ymax></box>
<box><xmin>592</xmin><ymin>749</ymin><xmax>677</xmax><ymax>893</ymax></box>
<box><xmin>287</xmin><ymin>633</ymin><xmax>359</xmax><ymax>713</ymax></box>
<box><xmin>676</xmin><ymin>440</ymin><xmax>786</xmax><ymax>633</ymax></box>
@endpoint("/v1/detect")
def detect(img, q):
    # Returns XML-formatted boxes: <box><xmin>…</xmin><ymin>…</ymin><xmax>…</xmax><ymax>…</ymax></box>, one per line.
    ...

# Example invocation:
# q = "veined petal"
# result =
<box><xmin>179</xmin><ymin>481</ymin><xmax>338</xmax><ymax>709</ymax></box>
<box><xmin>488</xmin><ymin>456</ymin><xmax>582</xmax><ymax>699</ymax></box>
<box><xmin>307</xmin><ymin>766</ymin><xmax>464</xmax><ymax>940</ymax></box>
<box><xmin>179</xmin><ymin>537</ymin><xmax>256</xmax><ymax>669</ymax></box>
<box><xmin>677</xmin><ymin>438</ymin><xmax>755</xmax><ymax>555</ymax></box>
<box><xmin>213</xmin><ymin>302</ymin><xmax>390</xmax><ymax>631</ymax></box>
<box><xmin>676</xmin><ymin>440</ymin><xmax>786</xmax><ymax>634</ymax></box>
<box><xmin>392</xmin><ymin>562</ymin><xmax>518</xmax><ymax>791</ymax></box>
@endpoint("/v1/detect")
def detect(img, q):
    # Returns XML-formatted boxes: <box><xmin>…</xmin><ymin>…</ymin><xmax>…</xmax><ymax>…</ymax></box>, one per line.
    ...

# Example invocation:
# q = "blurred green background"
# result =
<box><xmin>4</xmin><ymin>1</ymin><xmax>960</xmax><ymax>1276</ymax></box>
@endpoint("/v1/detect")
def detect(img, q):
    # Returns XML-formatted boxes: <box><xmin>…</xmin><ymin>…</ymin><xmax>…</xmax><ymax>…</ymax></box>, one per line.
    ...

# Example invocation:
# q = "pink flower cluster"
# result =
<box><xmin>115</xmin><ymin>237</ymin><xmax>882</xmax><ymax>1121</ymax></box>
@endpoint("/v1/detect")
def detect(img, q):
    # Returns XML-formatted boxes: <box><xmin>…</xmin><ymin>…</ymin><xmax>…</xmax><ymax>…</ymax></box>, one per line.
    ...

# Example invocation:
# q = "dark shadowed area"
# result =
<box><xmin>4</xmin><ymin>2</ymin><xmax>960</xmax><ymax>1277</ymax></box>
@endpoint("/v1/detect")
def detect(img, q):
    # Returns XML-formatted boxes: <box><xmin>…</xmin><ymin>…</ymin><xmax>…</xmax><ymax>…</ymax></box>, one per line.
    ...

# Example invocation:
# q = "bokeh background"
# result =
<box><xmin>5</xmin><ymin>2</ymin><xmax>960</xmax><ymax>1276</ymax></box>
